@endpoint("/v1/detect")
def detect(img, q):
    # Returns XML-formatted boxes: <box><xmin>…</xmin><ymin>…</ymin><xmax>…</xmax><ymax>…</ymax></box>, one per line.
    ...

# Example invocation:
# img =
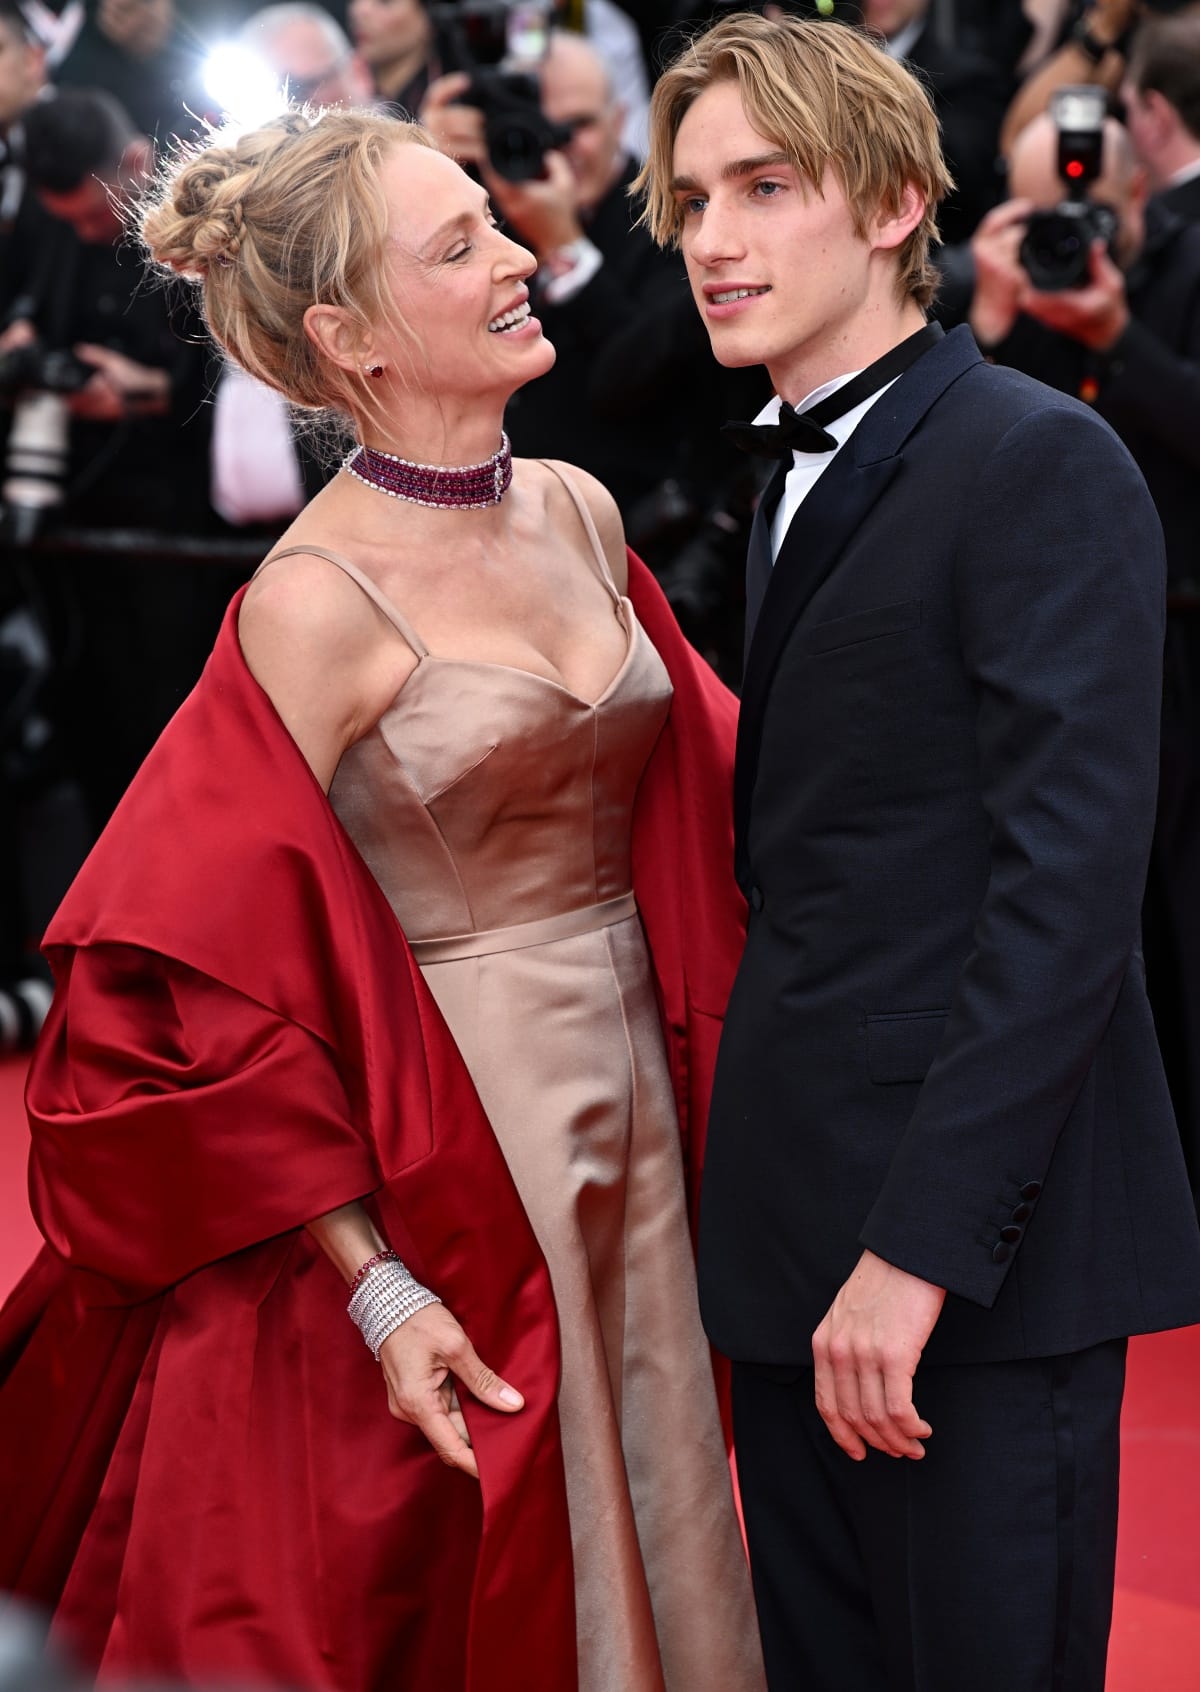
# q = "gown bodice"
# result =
<box><xmin>328</xmin><ymin>594</ymin><xmax>672</xmax><ymax>943</ymax></box>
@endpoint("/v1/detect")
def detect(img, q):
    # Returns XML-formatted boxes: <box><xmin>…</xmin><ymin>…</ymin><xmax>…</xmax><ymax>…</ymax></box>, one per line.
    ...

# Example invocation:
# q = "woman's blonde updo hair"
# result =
<box><xmin>140</xmin><ymin>108</ymin><xmax>435</xmax><ymax>424</ymax></box>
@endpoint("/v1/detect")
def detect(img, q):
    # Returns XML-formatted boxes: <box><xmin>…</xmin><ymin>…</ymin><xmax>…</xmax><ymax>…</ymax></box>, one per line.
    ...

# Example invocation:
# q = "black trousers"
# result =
<box><xmin>731</xmin><ymin>1340</ymin><xmax>1128</xmax><ymax>1692</ymax></box>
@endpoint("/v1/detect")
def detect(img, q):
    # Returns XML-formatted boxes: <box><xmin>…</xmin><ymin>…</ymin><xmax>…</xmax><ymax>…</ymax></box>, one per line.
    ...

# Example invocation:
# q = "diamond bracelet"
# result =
<box><xmin>347</xmin><ymin>1253</ymin><xmax>441</xmax><ymax>1360</ymax></box>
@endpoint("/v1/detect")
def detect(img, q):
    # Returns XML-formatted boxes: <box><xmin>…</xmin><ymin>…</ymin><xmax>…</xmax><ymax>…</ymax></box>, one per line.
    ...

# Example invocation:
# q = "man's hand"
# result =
<box><xmin>969</xmin><ymin>198</ymin><xmax>1035</xmax><ymax>348</ymax></box>
<box><xmin>0</xmin><ymin>319</ymin><xmax>36</xmax><ymax>356</ymax></box>
<box><xmin>812</xmin><ymin>1249</ymin><xmax>946</xmax><ymax>1462</ymax></box>
<box><xmin>484</xmin><ymin>151</ymin><xmax>583</xmax><ymax>258</ymax></box>
<box><xmin>419</xmin><ymin>72</ymin><xmax>488</xmax><ymax>169</ymax></box>
<box><xmin>1019</xmin><ymin>240</ymin><xmax>1131</xmax><ymax>351</ymax></box>
<box><xmin>378</xmin><ymin>1301</ymin><xmax>524</xmax><ymax>1481</ymax></box>
<box><xmin>70</xmin><ymin>343</ymin><xmax>169</xmax><ymax>421</ymax></box>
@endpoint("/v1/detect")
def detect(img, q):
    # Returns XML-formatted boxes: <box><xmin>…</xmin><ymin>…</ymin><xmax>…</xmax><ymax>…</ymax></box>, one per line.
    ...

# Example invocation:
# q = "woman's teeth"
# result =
<box><xmin>488</xmin><ymin>301</ymin><xmax>532</xmax><ymax>333</ymax></box>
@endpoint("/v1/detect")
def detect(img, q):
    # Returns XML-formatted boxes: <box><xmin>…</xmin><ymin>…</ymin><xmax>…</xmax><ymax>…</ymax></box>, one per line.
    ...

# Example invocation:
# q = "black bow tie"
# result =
<box><xmin>722</xmin><ymin>322</ymin><xmax>945</xmax><ymax>461</ymax></box>
<box><xmin>723</xmin><ymin>402</ymin><xmax>838</xmax><ymax>458</ymax></box>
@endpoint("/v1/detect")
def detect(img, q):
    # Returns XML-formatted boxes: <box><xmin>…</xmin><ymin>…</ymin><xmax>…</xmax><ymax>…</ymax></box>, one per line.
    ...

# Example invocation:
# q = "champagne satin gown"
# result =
<box><xmin>264</xmin><ymin>466</ymin><xmax>765</xmax><ymax>1691</ymax></box>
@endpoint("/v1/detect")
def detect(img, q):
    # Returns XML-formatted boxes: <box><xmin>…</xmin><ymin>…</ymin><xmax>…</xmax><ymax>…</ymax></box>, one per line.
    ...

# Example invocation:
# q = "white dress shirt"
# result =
<box><xmin>211</xmin><ymin>364</ymin><xmax>306</xmax><ymax>527</ymax></box>
<box><xmin>754</xmin><ymin>374</ymin><xmax>898</xmax><ymax>562</ymax></box>
<box><xmin>882</xmin><ymin>20</ymin><xmax>925</xmax><ymax>61</ymax></box>
<box><xmin>1168</xmin><ymin>156</ymin><xmax>1200</xmax><ymax>190</ymax></box>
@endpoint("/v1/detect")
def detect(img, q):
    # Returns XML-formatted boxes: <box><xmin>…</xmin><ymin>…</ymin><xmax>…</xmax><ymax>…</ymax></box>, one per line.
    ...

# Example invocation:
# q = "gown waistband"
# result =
<box><xmin>408</xmin><ymin>891</ymin><xmax>639</xmax><ymax>965</ymax></box>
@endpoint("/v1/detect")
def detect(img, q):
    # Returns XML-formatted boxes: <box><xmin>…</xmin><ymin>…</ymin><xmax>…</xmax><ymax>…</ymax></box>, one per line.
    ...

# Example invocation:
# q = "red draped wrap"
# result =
<box><xmin>0</xmin><ymin>554</ymin><xmax>744</xmax><ymax>1691</ymax></box>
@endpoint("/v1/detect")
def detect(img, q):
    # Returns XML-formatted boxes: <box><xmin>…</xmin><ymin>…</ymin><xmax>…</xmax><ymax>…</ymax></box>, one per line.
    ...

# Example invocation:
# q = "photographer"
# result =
<box><xmin>1123</xmin><ymin>12</ymin><xmax>1200</xmax><ymax>220</ymax></box>
<box><xmin>53</xmin><ymin>0</ymin><xmax>202</xmax><ymax>146</ymax></box>
<box><xmin>0</xmin><ymin>2</ymin><xmax>73</xmax><ymax>334</ymax></box>
<box><xmin>969</xmin><ymin>110</ymin><xmax>1200</xmax><ymax>579</ymax></box>
<box><xmin>971</xmin><ymin>108</ymin><xmax>1200</xmax><ymax>1202</ymax></box>
<box><xmin>421</xmin><ymin>27</ymin><xmax>686</xmax><ymax>516</ymax></box>
<box><xmin>21</xmin><ymin>89</ymin><xmax>210</xmax><ymax>530</ymax></box>
<box><xmin>15</xmin><ymin>88</ymin><xmax>224</xmax><ymax>828</ymax></box>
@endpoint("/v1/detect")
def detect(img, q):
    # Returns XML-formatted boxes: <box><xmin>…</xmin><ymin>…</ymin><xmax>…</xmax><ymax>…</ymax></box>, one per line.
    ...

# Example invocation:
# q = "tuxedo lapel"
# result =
<box><xmin>733</xmin><ymin>326</ymin><xmax>984</xmax><ymax>878</ymax></box>
<box><xmin>744</xmin><ymin>458</ymin><xmax>789</xmax><ymax>658</ymax></box>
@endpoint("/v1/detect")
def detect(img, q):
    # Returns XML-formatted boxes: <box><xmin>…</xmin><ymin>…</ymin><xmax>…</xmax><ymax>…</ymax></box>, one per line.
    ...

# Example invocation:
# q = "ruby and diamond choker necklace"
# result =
<box><xmin>343</xmin><ymin>434</ymin><xmax>513</xmax><ymax>510</ymax></box>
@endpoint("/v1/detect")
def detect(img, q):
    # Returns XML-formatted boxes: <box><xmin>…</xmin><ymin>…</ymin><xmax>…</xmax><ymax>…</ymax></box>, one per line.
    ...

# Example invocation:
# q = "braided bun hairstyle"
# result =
<box><xmin>140</xmin><ymin>109</ymin><xmax>436</xmax><ymax>419</ymax></box>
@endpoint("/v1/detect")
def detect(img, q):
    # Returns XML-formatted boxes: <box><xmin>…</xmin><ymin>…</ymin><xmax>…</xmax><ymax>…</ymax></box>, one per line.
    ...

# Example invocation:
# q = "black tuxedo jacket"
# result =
<box><xmin>699</xmin><ymin>326</ymin><xmax>1200</xmax><ymax>1366</ymax></box>
<box><xmin>1157</xmin><ymin>174</ymin><xmax>1200</xmax><ymax>226</ymax></box>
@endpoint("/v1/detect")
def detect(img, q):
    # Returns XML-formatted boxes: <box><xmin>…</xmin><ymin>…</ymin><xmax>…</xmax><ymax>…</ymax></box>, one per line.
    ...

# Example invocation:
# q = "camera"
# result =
<box><xmin>0</xmin><ymin>341</ymin><xmax>93</xmax><ymax>401</ymax></box>
<box><xmin>429</xmin><ymin>2</ymin><xmax>572</xmax><ymax>182</ymax></box>
<box><xmin>0</xmin><ymin>341</ymin><xmax>93</xmax><ymax>547</ymax></box>
<box><xmin>458</xmin><ymin>69</ymin><xmax>574</xmax><ymax>182</ymax></box>
<box><xmin>1019</xmin><ymin>86</ymin><xmax>1118</xmax><ymax>292</ymax></box>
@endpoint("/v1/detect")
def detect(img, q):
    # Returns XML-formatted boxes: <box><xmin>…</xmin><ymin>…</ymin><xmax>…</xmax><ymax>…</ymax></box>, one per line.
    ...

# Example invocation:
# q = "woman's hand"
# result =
<box><xmin>378</xmin><ymin>1302</ymin><xmax>524</xmax><ymax>1480</ymax></box>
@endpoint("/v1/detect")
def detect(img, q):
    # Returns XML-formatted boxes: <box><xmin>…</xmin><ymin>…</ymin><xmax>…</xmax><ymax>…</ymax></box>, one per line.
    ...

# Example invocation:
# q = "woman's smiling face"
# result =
<box><xmin>373</xmin><ymin>143</ymin><xmax>556</xmax><ymax>405</ymax></box>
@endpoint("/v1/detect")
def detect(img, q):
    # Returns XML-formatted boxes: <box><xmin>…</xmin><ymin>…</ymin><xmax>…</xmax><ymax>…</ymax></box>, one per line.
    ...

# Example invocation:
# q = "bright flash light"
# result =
<box><xmin>204</xmin><ymin>43</ymin><xmax>285</xmax><ymax>126</ymax></box>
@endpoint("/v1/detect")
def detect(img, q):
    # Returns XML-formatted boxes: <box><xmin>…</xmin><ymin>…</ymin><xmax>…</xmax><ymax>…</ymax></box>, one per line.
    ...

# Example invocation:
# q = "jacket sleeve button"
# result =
<box><xmin>999</xmin><ymin>1224</ymin><xmax>1023</xmax><ymax>1244</ymax></box>
<box><xmin>750</xmin><ymin>886</ymin><xmax>764</xmax><ymax>911</ymax></box>
<box><xmin>992</xmin><ymin>1242</ymin><xmax>1013</xmax><ymax>1265</ymax></box>
<box><xmin>1019</xmin><ymin>1180</ymin><xmax>1043</xmax><ymax>1201</ymax></box>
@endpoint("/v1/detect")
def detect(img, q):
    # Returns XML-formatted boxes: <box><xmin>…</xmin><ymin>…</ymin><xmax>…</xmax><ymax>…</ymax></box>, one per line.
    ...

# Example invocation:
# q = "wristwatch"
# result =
<box><xmin>1071</xmin><ymin>16</ymin><xmax>1115</xmax><ymax>64</ymax></box>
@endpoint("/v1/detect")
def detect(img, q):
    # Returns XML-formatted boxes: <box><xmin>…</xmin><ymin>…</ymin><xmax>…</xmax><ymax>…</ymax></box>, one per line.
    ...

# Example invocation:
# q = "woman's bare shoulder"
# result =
<box><xmin>238</xmin><ymin>545</ymin><xmax>417</xmax><ymax>787</ymax></box>
<box><xmin>525</xmin><ymin>458</ymin><xmax>629</xmax><ymax>595</ymax></box>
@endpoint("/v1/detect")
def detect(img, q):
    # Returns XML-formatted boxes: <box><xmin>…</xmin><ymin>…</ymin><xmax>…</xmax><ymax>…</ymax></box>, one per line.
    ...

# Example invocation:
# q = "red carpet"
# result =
<box><xmin>1</xmin><ymin>1051</ymin><xmax>1197</xmax><ymax>1686</ymax></box>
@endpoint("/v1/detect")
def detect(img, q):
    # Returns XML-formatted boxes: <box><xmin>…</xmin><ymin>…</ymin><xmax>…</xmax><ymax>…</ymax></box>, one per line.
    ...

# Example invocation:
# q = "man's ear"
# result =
<box><xmin>1144</xmin><ymin>87</ymin><xmax>1181</xmax><ymax>146</ymax></box>
<box><xmin>303</xmin><ymin>303</ymin><xmax>369</xmax><ymax>375</ymax></box>
<box><xmin>872</xmin><ymin>180</ymin><xmax>927</xmax><ymax>254</ymax></box>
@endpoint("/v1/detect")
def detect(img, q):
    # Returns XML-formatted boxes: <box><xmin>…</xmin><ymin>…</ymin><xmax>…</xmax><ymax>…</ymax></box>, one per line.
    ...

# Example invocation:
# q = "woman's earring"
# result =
<box><xmin>365</xmin><ymin>363</ymin><xmax>385</xmax><ymax>379</ymax></box>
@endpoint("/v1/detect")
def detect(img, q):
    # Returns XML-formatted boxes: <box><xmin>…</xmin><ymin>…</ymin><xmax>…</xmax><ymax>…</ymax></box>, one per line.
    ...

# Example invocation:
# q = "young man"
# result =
<box><xmin>638</xmin><ymin>14</ymin><xmax>1200</xmax><ymax>1691</ymax></box>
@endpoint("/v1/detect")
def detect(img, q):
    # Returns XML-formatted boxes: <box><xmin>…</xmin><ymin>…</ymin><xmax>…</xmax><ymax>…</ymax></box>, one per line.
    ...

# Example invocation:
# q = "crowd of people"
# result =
<box><xmin>1</xmin><ymin>5</ymin><xmax>1199</xmax><ymax>1692</ymax></box>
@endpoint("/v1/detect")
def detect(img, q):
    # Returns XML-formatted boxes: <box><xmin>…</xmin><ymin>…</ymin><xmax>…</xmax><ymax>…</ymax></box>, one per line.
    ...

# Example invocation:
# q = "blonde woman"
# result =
<box><xmin>0</xmin><ymin>110</ymin><xmax>764</xmax><ymax>1692</ymax></box>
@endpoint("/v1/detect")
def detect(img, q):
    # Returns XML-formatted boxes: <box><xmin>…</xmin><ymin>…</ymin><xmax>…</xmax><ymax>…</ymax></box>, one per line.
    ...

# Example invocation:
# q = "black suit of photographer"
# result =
<box><xmin>18</xmin><ymin>235</ymin><xmax>225</xmax><ymax>831</ymax></box>
<box><xmin>985</xmin><ymin>199</ymin><xmax>1200</xmax><ymax>584</ymax></box>
<box><xmin>985</xmin><ymin>199</ymin><xmax>1200</xmax><ymax>1210</ymax></box>
<box><xmin>503</xmin><ymin>159</ymin><xmax>688</xmax><ymax>516</ymax></box>
<box><xmin>1157</xmin><ymin>172</ymin><xmax>1200</xmax><ymax>225</ymax></box>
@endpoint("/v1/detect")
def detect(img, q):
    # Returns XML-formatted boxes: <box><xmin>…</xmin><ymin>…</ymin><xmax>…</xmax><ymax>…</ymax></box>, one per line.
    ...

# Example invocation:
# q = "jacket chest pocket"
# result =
<box><xmin>805</xmin><ymin>599</ymin><xmax>923</xmax><ymax>656</ymax></box>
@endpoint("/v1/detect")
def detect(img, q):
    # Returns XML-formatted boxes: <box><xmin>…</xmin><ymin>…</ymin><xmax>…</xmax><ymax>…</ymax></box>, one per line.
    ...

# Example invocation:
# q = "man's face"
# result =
<box><xmin>670</xmin><ymin>80</ymin><xmax>881</xmax><ymax>398</ymax></box>
<box><xmin>39</xmin><ymin>173</ymin><xmax>124</xmax><ymax>244</ymax></box>
<box><xmin>348</xmin><ymin>0</ymin><xmax>429</xmax><ymax>70</ymax></box>
<box><xmin>0</xmin><ymin>23</ymin><xmax>45</xmax><ymax>131</ymax></box>
<box><xmin>257</xmin><ymin>19</ymin><xmax>373</xmax><ymax>108</ymax></box>
<box><xmin>860</xmin><ymin>0</ymin><xmax>929</xmax><ymax>39</ymax></box>
<box><xmin>539</xmin><ymin>44</ymin><xmax>624</xmax><ymax>211</ymax></box>
<box><xmin>98</xmin><ymin>0</ymin><xmax>174</xmax><ymax>59</ymax></box>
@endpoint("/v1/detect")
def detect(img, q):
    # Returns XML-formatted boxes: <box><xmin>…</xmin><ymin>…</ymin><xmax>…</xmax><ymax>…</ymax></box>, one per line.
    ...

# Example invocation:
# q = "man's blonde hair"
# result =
<box><xmin>635</xmin><ymin>13</ymin><xmax>953</xmax><ymax>308</ymax></box>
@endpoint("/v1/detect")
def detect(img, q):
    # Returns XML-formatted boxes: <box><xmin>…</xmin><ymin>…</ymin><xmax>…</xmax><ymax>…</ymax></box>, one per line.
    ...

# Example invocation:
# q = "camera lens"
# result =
<box><xmin>1020</xmin><ymin>206</ymin><xmax>1097</xmax><ymax>291</ymax></box>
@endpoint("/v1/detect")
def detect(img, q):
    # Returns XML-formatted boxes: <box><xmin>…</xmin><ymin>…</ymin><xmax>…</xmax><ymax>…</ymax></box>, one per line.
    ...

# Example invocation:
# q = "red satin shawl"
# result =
<box><xmin>0</xmin><ymin>554</ymin><xmax>744</xmax><ymax>1692</ymax></box>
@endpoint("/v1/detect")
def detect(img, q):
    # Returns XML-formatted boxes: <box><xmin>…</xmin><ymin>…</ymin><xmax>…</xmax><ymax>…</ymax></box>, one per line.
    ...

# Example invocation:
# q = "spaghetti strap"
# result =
<box><xmin>255</xmin><ymin>544</ymin><xmax>430</xmax><ymax>659</ymax></box>
<box><xmin>538</xmin><ymin>460</ymin><xmax>622</xmax><ymax>602</ymax></box>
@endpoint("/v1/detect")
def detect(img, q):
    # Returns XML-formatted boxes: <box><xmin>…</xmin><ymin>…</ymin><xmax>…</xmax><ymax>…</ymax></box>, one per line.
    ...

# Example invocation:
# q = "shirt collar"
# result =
<box><xmin>1168</xmin><ymin>156</ymin><xmax>1200</xmax><ymax>189</ymax></box>
<box><xmin>884</xmin><ymin>21</ymin><xmax>925</xmax><ymax>61</ymax></box>
<box><xmin>752</xmin><ymin>368</ymin><xmax>863</xmax><ymax>429</ymax></box>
